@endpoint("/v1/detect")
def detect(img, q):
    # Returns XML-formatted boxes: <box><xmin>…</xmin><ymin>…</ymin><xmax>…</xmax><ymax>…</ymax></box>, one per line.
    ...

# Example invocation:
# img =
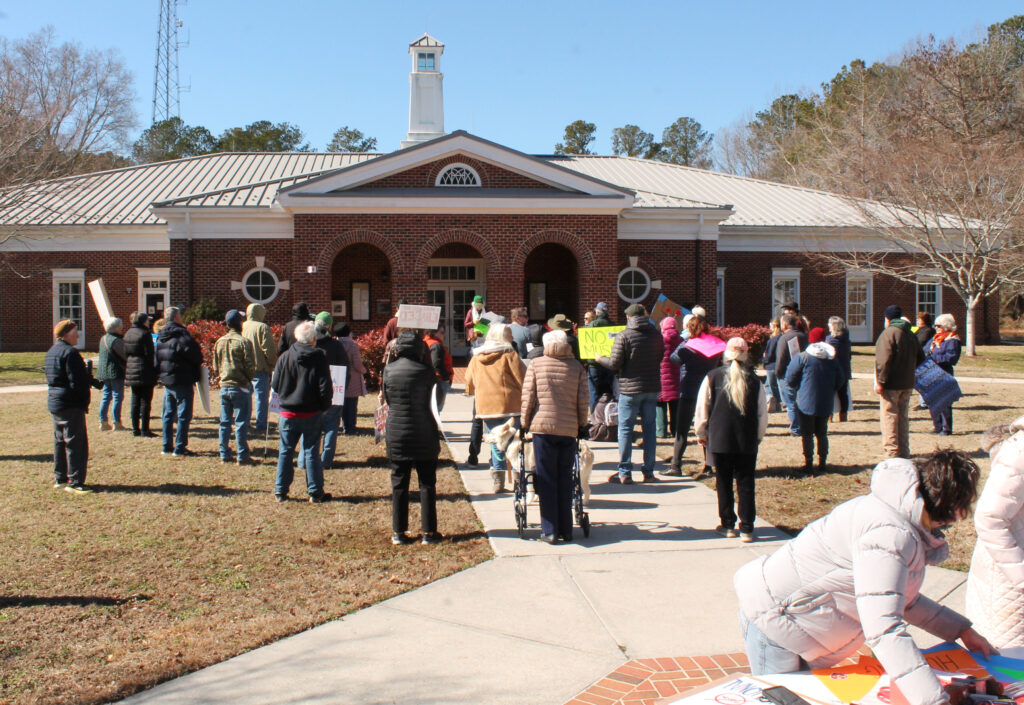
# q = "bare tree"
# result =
<box><xmin>806</xmin><ymin>36</ymin><xmax>1024</xmax><ymax>355</ymax></box>
<box><xmin>0</xmin><ymin>27</ymin><xmax>137</xmax><ymax>274</ymax></box>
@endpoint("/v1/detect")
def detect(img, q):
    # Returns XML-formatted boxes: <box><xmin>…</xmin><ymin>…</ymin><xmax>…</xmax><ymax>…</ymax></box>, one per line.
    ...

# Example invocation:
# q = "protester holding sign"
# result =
<box><xmin>464</xmin><ymin>295</ymin><xmax>484</xmax><ymax>341</ymax></box>
<box><xmin>212</xmin><ymin>310</ymin><xmax>256</xmax><ymax>465</ymax></box>
<box><xmin>735</xmin><ymin>449</ymin><xmax>996</xmax><ymax>705</ymax></box>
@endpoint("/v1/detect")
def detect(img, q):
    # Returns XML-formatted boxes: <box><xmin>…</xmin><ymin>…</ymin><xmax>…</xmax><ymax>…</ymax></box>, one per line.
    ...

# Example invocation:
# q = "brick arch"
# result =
<box><xmin>415</xmin><ymin>228</ymin><xmax>502</xmax><ymax>274</ymax></box>
<box><xmin>512</xmin><ymin>230</ymin><xmax>596</xmax><ymax>271</ymax></box>
<box><xmin>316</xmin><ymin>230</ymin><xmax>402</xmax><ymax>271</ymax></box>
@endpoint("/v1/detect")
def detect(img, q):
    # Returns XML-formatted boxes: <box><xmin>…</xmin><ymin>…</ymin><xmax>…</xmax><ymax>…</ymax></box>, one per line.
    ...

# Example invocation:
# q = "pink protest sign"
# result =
<box><xmin>686</xmin><ymin>334</ymin><xmax>726</xmax><ymax>358</ymax></box>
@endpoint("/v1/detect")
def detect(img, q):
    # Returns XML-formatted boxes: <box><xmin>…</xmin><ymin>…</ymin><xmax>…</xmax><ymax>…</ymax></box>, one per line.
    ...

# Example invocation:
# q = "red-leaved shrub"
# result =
<box><xmin>709</xmin><ymin>324</ymin><xmax>772</xmax><ymax>364</ymax></box>
<box><xmin>355</xmin><ymin>327</ymin><xmax>388</xmax><ymax>390</ymax></box>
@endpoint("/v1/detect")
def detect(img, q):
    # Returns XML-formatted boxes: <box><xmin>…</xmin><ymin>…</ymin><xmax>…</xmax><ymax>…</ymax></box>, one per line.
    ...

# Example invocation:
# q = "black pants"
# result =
<box><xmin>533</xmin><ymin>434</ymin><xmax>575</xmax><ymax>538</ymax></box>
<box><xmin>52</xmin><ymin>408</ymin><xmax>88</xmax><ymax>486</ymax></box>
<box><xmin>671</xmin><ymin>396</ymin><xmax>707</xmax><ymax>470</ymax></box>
<box><xmin>467</xmin><ymin>401</ymin><xmax>483</xmax><ymax>459</ymax></box>
<box><xmin>130</xmin><ymin>384</ymin><xmax>155</xmax><ymax>433</ymax></box>
<box><xmin>799</xmin><ymin>412</ymin><xmax>829</xmax><ymax>462</ymax></box>
<box><xmin>712</xmin><ymin>452</ymin><xmax>756</xmax><ymax>534</ymax></box>
<box><xmin>391</xmin><ymin>460</ymin><xmax>438</xmax><ymax>534</ymax></box>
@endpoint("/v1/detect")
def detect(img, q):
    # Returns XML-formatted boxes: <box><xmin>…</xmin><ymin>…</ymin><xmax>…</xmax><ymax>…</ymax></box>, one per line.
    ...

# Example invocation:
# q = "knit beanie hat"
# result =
<box><xmin>53</xmin><ymin>320</ymin><xmax>77</xmax><ymax>339</ymax></box>
<box><xmin>315</xmin><ymin>311</ymin><xmax>333</xmax><ymax>329</ymax></box>
<box><xmin>660</xmin><ymin>316</ymin><xmax>677</xmax><ymax>331</ymax></box>
<box><xmin>594</xmin><ymin>301</ymin><xmax>609</xmax><ymax>313</ymax></box>
<box><xmin>808</xmin><ymin>327</ymin><xmax>826</xmax><ymax>344</ymax></box>
<box><xmin>884</xmin><ymin>304</ymin><xmax>902</xmax><ymax>321</ymax></box>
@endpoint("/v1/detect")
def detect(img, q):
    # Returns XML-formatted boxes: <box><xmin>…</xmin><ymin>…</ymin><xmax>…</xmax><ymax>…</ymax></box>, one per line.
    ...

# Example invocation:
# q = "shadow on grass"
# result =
<box><xmin>0</xmin><ymin>453</ymin><xmax>53</xmax><ymax>463</ymax></box>
<box><xmin>757</xmin><ymin>463</ymin><xmax>873</xmax><ymax>479</ymax></box>
<box><xmin>89</xmin><ymin>483</ymin><xmax>260</xmax><ymax>496</ymax></box>
<box><xmin>0</xmin><ymin>594</ymin><xmax>150</xmax><ymax>608</ymax></box>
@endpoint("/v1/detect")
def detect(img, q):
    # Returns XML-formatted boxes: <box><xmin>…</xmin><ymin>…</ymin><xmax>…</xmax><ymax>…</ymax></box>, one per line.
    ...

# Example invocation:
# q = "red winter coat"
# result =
<box><xmin>659</xmin><ymin>329</ymin><xmax>682</xmax><ymax>402</ymax></box>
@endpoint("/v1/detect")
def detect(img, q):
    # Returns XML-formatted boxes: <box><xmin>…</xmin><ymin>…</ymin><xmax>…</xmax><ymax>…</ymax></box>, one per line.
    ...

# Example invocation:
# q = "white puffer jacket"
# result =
<box><xmin>735</xmin><ymin>458</ymin><xmax>969</xmax><ymax>705</ymax></box>
<box><xmin>966</xmin><ymin>420</ymin><xmax>1024</xmax><ymax>648</ymax></box>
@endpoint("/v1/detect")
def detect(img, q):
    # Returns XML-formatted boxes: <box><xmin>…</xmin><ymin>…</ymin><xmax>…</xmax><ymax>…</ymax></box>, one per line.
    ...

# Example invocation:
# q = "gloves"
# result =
<box><xmin>578</xmin><ymin>425</ymin><xmax>591</xmax><ymax>440</ymax></box>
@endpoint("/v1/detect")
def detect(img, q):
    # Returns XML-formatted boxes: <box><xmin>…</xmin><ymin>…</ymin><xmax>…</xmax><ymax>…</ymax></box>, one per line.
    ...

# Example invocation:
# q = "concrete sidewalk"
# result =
<box><xmin>119</xmin><ymin>385</ymin><xmax>968</xmax><ymax>705</ymax></box>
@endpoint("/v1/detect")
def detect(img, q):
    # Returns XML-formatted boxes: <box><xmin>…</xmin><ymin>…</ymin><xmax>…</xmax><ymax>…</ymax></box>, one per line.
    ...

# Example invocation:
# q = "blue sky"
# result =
<box><xmin>2</xmin><ymin>1</ymin><xmax>1020</xmax><ymax>155</ymax></box>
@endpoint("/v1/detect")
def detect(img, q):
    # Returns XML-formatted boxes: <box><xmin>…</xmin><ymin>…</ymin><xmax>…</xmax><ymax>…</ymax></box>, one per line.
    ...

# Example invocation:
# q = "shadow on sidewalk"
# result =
<box><xmin>486</xmin><ymin>521</ymin><xmax>725</xmax><ymax>546</ymax></box>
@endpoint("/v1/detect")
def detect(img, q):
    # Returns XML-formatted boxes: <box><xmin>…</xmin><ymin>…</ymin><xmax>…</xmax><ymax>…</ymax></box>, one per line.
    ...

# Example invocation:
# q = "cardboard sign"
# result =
<box><xmin>373</xmin><ymin>403</ymin><xmax>389</xmax><ymax>444</ymax></box>
<box><xmin>650</xmin><ymin>294</ymin><xmax>689</xmax><ymax>327</ymax></box>
<box><xmin>396</xmin><ymin>304</ymin><xmax>441</xmax><ymax>330</ymax></box>
<box><xmin>196</xmin><ymin>366</ymin><xmax>211</xmax><ymax>415</ymax></box>
<box><xmin>330</xmin><ymin>365</ymin><xmax>347</xmax><ymax>405</ymax></box>
<box><xmin>578</xmin><ymin>326</ymin><xmax>626</xmax><ymax>359</ymax></box>
<box><xmin>87</xmin><ymin>279</ymin><xmax>114</xmax><ymax>324</ymax></box>
<box><xmin>787</xmin><ymin>335</ymin><xmax>801</xmax><ymax>360</ymax></box>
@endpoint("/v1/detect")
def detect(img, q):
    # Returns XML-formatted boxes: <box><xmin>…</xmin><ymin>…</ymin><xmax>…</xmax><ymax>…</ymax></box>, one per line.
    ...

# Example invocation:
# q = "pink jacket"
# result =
<box><xmin>659</xmin><ymin>321</ymin><xmax>682</xmax><ymax>402</ymax></box>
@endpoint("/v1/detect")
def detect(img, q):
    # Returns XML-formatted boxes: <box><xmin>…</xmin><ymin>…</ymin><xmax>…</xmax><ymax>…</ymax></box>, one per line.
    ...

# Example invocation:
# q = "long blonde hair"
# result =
<box><xmin>723</xmin><ymin>355</ymin><xmax>750</xmax><ymax>413</ymax></box>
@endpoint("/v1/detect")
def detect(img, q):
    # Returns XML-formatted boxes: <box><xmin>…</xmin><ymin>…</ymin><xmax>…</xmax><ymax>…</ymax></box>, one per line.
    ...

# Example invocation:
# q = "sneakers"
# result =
<box><xmin>309</xmin><ymin>492</ymin><xmax>332</xmax><ymax>504</ymax></box>
<box><xmin>715</xmin><ymin>525</ymin><xmax>739</xmax><ymax>538</ymax></box>
<box><xmin>65</xmin><ymin>485</ymin><xmax>94</xmax><ymax>495</ymax></box>
<box><xmin>660</xmin><ymin>467</ymin><xmax>683</xmax><ymax>477</ymax></box>
<box><xmin>173</xmin><ymin>449</ymin><xmax>197</xmax><ymax>458</ymax></box>
<box><xmin>274</xmin><ymin>494</ymin><xmax>287</xmax><ymax>503</ymax></box>
<box><xmin>539</xmin><ymin>533</ymin><xmax>559</xmax><ymax>545</ymax></box>
<box><xmin>740</xmin><ymin>532</ymin><xmax>755</xmax><ymax>543</ymax></box>
<box><xmin>421</xmin><ymin>532</ymin><xmax>442</xmax><ymax>545</ymax></box>
<box><xmin>392</xmin><ymin>532</ymin><xmax>415</xmax><ymax>545</ymax></box>
<box><xmin>53</xmin><ymin>481</ymin><xmax>67</xmax><ymax>490</ymax></box>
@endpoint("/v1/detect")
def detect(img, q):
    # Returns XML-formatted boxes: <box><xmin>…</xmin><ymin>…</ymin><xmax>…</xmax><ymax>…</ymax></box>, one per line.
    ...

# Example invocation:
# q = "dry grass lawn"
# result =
<box><xmin>0</xmin><ymin>391</ymin><xmax>491</xmax><ymax>705</ymax></box>
<box><xmin>851</xmin><ymin>344</ymin><xmax>1024</xmax><ymax>378</ymax></box>
<box><xmin>0</xmin><ymin>352</ymin><xmax>47</xmax><ymax>387</ymax></box>
<box><xmin>662</xmin><ymin>374</ymin><xmax>1022</xmax><ymax>572</ymax></box>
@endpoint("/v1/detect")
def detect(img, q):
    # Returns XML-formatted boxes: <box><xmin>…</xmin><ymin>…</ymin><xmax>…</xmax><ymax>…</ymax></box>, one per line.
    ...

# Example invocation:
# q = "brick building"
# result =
<box><xmin>0</xmin><ymin>35</ymin><xmax>1000</xmax><ymax>353</ymax></box>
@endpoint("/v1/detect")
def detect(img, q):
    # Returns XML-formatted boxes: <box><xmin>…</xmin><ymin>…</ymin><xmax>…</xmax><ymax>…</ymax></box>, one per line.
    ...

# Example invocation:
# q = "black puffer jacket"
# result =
<box><xmin>272</xmin><ymin>341</ymin><xmax>332</xmax><ymax>413</ymax></box>
<box><xmin>315</xmin><ymin>327</ymin><xmax>350</xmax><ymax>368</ymax></box>
<box><xmin>525</xmin><ymin>324</ymin><xmax>545</xmax><ymax>361</ymax></box>
<box><xmin>599</xmin><ymin>315</ymin><xmax>664</xmax><ymax>396</ymax></box>
<box><xmin>46</xmin><ymin>339</ymin><xmax>95</xmax><ymax>413</ymax></box>
<box><xmin>382</xmin><ymin>332</ymin><xmax>440</xmax><ymax>462</ymax></box>
<box><xmin>278</xmin><ymin>302</ymin><xmax>312</xmax><ymax>355</ymax></box>
<box><xmin>156</xmin><ymin>321</ymin><xmax>202</xmax><ymax>387</ymax></box>
<box><xmin>123</xmin><ymin>322</ymin><xmax>157</xmax><ymax>387</ymax></box>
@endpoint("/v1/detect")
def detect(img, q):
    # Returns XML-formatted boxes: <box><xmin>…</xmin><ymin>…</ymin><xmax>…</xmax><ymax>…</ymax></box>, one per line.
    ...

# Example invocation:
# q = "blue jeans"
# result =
<box><xmin>219</xmin><ymin>386</ymin><xmax>252</xmax><ymax>461</ymax></box>
<box><xmin>319</xmin><ymin>405</ymin><xmax>344</xmax><ymax>469</ymax></box>
<box><xmin>341</xmin><ymin>396</ymin><xmax>359</xmax><ymax>434</ymax></box>
<box><xmin>162</xmin><ymin>384</ymin><xmax>194</xmax><ymax>454</ymax></box>
<box><xmin>276</xmin><ymin>414</ymin><xmax>325</xmax><ymax>497</ymax></box>
<box><xmin>617</xmin><ymin>391</ymin><xmax>658</xmax><ymax>477</ymax></box>
<box><xmin>777</xmin><ymin>378</ymin><xmax>801</xmax><ymax>435</ymax></box>
<box><xmin>251</xmin><ymin>372</ymin><xmax>271</xmax><ymax>431</ymax></box>
<box><xmin>739</xmin><ymin>611</ymin><xmax>805</xmax><ymax>675</ymax></box>
<box><xmin>436</xmin><ymin>379</ymin><xmax>451</xmax><ymax>412</ymax></box>
<box><xmin>765</xmin><ymin>369</ymin><xmax>781</xmax><ymax>404</ymax></box>
<box><xmin>99</xmin><ymin>379</ymin><xmax>124</xmax><ymax>424</ymax></box>
<box><xmin>483</xmin><ymin>415</ymin><xmax>519</xmax><ymax>471</ymax></box>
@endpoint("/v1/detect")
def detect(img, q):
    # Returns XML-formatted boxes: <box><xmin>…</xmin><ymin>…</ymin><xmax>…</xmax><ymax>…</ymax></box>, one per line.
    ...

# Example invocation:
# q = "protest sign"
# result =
<box><xmin>650</xmin><ymin>294</ymin><xmax>689</xmax><ymax>327</ymax></box>
<box><xmin>397</xmin><ymin>304</ymin><xmax>441</xmax><ymax>330</ymax></box>
<box><xmin>196</xmin><ymin>366</ymin><xmax>211</xmax><ymax>414</ymax></box>
<box><xmin>269</xmin><ymin>390</ymin><xmax>282</xmax><ymax>415</ymax></box>
<box><xmin>87</xmin><ymin>279</ymin><xmax>114</xmax><ymax>324</ymax></box>
<box><xmin>577</xmin><ymin>326</ymin><xmax>625</xmax><ymax>359</ymax></box>
<box><xmin>686</xmin><ymin>334</ymin><xmax>727</xmax><ymax>357</ymax></box>
<box><xmin>330</xmin><ymin>365</ymin><xmax>347</xmax><ymax>405</ymax></box>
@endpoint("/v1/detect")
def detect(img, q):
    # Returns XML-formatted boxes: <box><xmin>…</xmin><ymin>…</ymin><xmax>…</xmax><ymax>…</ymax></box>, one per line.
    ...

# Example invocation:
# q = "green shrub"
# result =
<box><xmin>182</xmin><ymin>297</ymin><xmax>223</xmax><ymax>324</ymax></box>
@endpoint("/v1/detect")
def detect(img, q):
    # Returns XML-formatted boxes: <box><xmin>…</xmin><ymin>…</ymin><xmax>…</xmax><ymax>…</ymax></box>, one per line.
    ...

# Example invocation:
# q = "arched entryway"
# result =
<box><xmin>331</xmin><ymin>243</ymin><xmax>393</xmax><ymax>335</ymax></box>
<box><xmin>524</xmin><ymin>243</ymin><xmax>578</xmax><ymax>324</ymax></box>
<box><xmin>426</xmin><ymin>242</ymin><xmax>485</xmax><ymax>357</ymax></box>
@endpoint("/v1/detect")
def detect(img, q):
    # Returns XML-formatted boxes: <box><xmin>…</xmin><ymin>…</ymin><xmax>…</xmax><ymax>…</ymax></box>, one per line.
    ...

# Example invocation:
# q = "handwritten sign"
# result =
<box><xmin>88</xmin><ymin>278</ymin><xmax>114</xmax><ymax>324</ymax></box>
<box><xmin>397</xmin><ymin>304</ymin><xmax>441</xmax><ymax>330</ymax></box>
<box><xmin>330</xmin><ymin>365</ymin><xmax>347</xmax><ymax>405</ymax></box>
<box><xmin>578</xmin><ymin>326</ymin><xmax>626</xmax><ymax>360</ymax></box>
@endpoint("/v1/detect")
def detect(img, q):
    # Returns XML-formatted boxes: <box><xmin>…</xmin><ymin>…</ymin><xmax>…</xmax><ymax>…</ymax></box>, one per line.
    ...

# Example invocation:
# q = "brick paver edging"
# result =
<box><xmin>565</xmin><ymin>653</ymin><xmax>751</xmax><ymax>705</ymax></box>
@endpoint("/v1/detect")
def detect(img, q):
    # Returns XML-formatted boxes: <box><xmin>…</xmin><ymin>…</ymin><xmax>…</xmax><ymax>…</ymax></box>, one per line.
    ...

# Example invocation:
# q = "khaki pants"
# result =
<box><xmin>879</xmin><ymin>389</ymin><xmax>912</xmax><ymax>458</ymax></box>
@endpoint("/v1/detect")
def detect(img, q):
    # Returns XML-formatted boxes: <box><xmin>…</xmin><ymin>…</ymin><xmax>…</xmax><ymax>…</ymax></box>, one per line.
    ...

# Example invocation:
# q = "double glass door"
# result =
<box><xmin>426</xmin><ymin>287</ymin><xmax>481</xmax><ymax>357</ymax></box>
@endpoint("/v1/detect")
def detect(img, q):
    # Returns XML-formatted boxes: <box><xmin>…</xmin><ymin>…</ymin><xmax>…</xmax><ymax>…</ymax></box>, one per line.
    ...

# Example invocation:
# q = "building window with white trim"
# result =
<box><xmin>916</xmin><ymin>278</ymin><xmax>942</xmax><ymax>318</ymax></box>
<box><xmin>771</xmin><ymin>267</ymin><xmax>801</xmax><ymax>317</ymax></box>
<box><xmin>617</xmin><ymin>266</ymin><xmax>651</xmax><ymax>304</ymax></box>
<box><xmin>53</xmin><ymin>269</ymin><xmax>85</xmax><ymax>348</ymax></box>
<box><xmin>435</xmin><ymin>163</ymin><xmax>480</xmax><ymax>187</ymax></box>
<box><xmin>417</xmin><ymin>52</ymin><xmax>435</xmax><ymax>71</ymax></box>
<box><xmin>243</xmin><ymin>268</ymin><xmax>279</xmax><ymax>304</ymax></box>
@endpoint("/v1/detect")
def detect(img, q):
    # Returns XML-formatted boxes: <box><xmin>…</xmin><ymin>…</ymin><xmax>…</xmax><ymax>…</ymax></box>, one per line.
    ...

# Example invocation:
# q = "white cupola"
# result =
<box><xmin>401</xmin><ymin>34</ymin><xmax>446</xmax><ymax>148</ymax></box>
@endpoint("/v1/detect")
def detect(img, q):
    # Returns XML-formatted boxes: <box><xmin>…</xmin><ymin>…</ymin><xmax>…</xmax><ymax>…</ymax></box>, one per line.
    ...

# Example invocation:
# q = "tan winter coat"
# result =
<box><xmin>520</xmin><ymin>342</ymin><xmax>588</xmax><ymax>437</ymax></box>
<box><xmin>465</xmin><ymin>347</ymin><xmax>525</xmax><ymax>418</ymax></box>
<box><xmin>966</xmin><ymin>416</ymin><xmax>1024</xmax><ymax>648</ymax></box>
<box><xmin>242</xmin><ymin>303</ymin><xmax>278</xmax><ymax>374</ymax></box>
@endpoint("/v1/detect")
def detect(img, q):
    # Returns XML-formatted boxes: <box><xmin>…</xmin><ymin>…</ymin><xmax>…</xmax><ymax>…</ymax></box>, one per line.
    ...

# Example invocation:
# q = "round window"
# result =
<box><xmin>617</xmin><ymin>267</ymin><xmax>651</xmax><ymax>303</ymax></box>
<box><xmin>243</xmin><ymin>268</ymin><xmax>279</xmax><ymax>304</ymax></box>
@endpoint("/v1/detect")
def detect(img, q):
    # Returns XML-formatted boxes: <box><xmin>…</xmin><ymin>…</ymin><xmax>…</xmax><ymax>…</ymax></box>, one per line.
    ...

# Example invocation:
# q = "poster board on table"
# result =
<box><xmin>196</xmin><ymin>366</ymin><xmax>211</xmax><ymax>414</ymax></box>
<box><xmin>330</xmin><ymin>365</ymin><xmax>347</xmax><ymax>405</ymax></box>
<box><xmin>650</xmin><ymin>294</ymin><xmax>689</xmax><ymax>328</ymax></box>
<box><xmin>578</xmin><ymin>326</ymin><xmax>625</xmax><ymax>360</ymax></box>
<box><xmin>397</xmin><ymin>304</ymin><xmax>441</xmax><ymax>330</ymax></box>
<box><xmin>87</xmin><ymin>278</ymin><xmax>114</xmax><ymax>325</ymax></box>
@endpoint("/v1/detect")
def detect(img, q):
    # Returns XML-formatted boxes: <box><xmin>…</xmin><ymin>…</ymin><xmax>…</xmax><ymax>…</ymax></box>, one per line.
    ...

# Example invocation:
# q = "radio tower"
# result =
<box><xmin>152</xmin><ymin>0</ymin><xmax>185</xmax><ymax>124</ymax></box>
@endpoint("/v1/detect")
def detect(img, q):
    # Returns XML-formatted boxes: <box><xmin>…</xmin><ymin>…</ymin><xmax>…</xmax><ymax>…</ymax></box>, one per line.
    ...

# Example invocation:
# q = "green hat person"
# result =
<box><xmin>466</xmin><ymin>295</ymin><xmax>485</xmax><ymax>341</ymax></box>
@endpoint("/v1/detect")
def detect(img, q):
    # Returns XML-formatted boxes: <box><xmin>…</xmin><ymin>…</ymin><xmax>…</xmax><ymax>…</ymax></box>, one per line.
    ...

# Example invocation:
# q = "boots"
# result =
<box><xmin>491</xmin><ymin>470</ymin><xmax>505</xmax><ymax>493</ymax></box>
<box><xmin>838</xmin><ymin>411</ymin><xmax>848</xmax><ymax>423</ymax></box>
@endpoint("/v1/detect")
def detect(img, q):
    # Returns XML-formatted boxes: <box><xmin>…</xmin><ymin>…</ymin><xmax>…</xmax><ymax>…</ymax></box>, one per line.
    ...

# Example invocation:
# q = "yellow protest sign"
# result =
<box><xmin>578</xmin><ymin>326</ymin><xmax>625</xmax><ymax>359</ymax></box>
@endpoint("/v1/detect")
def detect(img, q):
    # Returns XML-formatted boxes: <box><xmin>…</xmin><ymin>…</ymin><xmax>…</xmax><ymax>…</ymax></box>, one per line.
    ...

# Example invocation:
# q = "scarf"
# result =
<box><xmin>932</xmin><ymin>329</ymin><xmax>957</xmax><ymax>347</ymax></box>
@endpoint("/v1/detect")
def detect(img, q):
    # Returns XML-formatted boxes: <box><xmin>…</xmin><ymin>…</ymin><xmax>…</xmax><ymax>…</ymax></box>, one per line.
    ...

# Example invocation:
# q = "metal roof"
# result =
<box><xmin>410</xmin><ymin>34</ymin><xmax>444</xmax><ymax>47</ymax></box>
<box><xmin>0</xmin><ymin>148</ymin><xmax>890</xmax><ymax>229</ymax></box>
<box><xmin>0</xmin><ymin>152</ymin><xmax>376</xmax><ymax>226</ymax></box>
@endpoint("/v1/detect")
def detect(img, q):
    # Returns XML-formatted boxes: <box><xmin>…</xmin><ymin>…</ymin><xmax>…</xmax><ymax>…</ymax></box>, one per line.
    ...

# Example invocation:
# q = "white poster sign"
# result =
<box><xmin>269</xmin><ymin>388</ymin><xmax>282</xmax><ymax>415</ymax></box>
<box><xmin>196</xmin><ymin>366</ymin><xmax>211</xmax><ymax>415</ymax></box>
<box><xmin>787</xmin><ymin>336</ymin><xmax>801</xmax><ymax>360</ymax></box>
<box><xmin>330</xmin><ymin>365</ymin><xmax>347</xmax><ymax>405</ymax></box>
<box><xmin>88</xmin><ymin>278</ymin><xmax>114</xmax><ymax>324</ymax></box>
<box><xmin>397</xmin><ymin>304</ymin><xmax>442</xmax><ymax>330</ymax></box>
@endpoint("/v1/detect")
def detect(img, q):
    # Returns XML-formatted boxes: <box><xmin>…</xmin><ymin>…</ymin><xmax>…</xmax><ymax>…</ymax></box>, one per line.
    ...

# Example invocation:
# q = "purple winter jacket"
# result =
<box><xmin>659</xmin><ymin>329</ymin><xmax>682</xmax><ymax>402</ymax></box>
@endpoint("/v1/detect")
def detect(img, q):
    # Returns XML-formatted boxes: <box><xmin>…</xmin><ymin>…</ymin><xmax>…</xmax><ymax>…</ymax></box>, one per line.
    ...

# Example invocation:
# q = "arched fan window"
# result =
<box><xmin>435</xmin><ymin>163</ymin><xmax>481</xmax><ymax>187</ymax></box>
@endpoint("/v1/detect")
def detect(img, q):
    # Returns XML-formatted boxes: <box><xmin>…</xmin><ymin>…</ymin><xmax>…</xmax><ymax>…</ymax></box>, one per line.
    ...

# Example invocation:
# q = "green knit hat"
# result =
<box><xmin>315</xmin><ymin>311</ymin><xmax>333</xmax><ymax>328</ymax></box>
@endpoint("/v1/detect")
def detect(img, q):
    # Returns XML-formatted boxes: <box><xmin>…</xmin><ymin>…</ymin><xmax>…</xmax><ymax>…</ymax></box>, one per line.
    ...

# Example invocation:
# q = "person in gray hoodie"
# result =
<box><xmin>785</xmin><ymin>327</ymin><xmax>844</xmax><ymax>473</ymax></box>
<box><xmin>735</xmin><ymin>449</ymin><xmax>995</xmax><ymax>705</ymax></box>
<box><xmin>242</xmin><ymin>302</ymin><xmax>277</xmax><ymax>432</ymax></box>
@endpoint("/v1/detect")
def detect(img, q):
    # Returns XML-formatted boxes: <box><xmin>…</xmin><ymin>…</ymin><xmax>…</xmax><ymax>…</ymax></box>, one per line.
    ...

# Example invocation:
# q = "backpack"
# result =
<box><xmin>589</xmin><ymin>394</ymin><xmax>618</xmax><ymax>442</ymax></box>
<box><xmin>603</xmin><ymin>400</ymin><xmax>618</xmax><ymax>426</ymax></box>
